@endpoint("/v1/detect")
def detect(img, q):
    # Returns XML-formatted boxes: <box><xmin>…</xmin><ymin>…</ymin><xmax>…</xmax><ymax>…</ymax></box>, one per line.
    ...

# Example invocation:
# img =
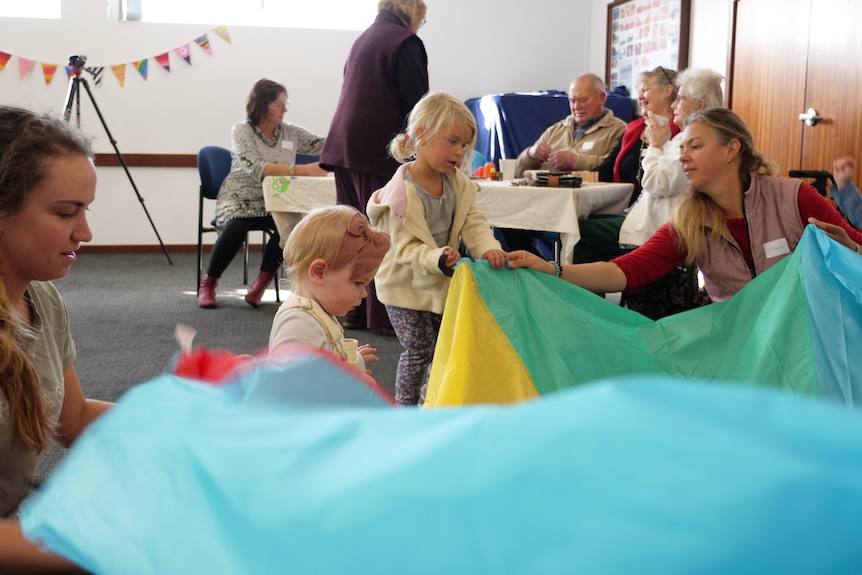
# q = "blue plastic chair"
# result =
<box><xmin>196</xmin><ymin>145</ymin><xmax>280</xmax><ymax>301</ymax></box>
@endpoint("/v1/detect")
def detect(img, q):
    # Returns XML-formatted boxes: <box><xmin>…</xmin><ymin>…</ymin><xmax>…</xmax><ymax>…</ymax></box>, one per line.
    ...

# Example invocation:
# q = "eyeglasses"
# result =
<box><xmin>270</xmin><ymin>101</ymin><xmax>290</xmax><ymax>110</ymax></box>
<box><xmin>656</xmin><ymin>65</ymin><xmax>674</xmax><ymax>86</ymax></box>
<box><xmin>676</xmin><ymin>94</ymin><xmax>694</xmax><ymax>103</ymax></box>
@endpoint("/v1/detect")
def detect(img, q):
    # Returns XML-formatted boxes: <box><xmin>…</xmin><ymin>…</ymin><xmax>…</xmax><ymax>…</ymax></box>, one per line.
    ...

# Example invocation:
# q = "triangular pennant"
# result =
<box><xmin>174</xmin><ymin>44</ymin><xmax>191</xmax><ymax>65</ymax></box>
<box><xmin>194</xmin><ymin>34</ymin><xmax>212</xmax><ymax>55</ymax></box>
<box><xmin>86</xmin><ymin>66</ymin><xmax>105</xmax><ymax>86</ymax></box>
<box><xmin>154</xmin><ymin>52</ymin><xmax>171</xmax><ymax>72</ymax></box>
<box><xmin>111</xmin><ymin>64</ymin><xmax>126</xmax><ymax>87</ymax></box>
<box><xmin>18</xmin><ymin>57</ymin><xmax>34</xmax><ymax>79</ymax></box>
<box><xmin>133</xmin><ymin>59</ymin><xmax>148</xmax><ymax>80</ymax></box>
<box><xmin>0</xmin><ymin>51</ymin><xmax>11</xmax><ymax>72</ymax></box>
<box><xmin>41</xmin><ymin>62</ymin><xmax>58</xmax><ymax>85</ymax></box>
<box><xmin>212</xmin><ymin>26</ymin><xmax>231</xmax><ymax>44</ymax></box>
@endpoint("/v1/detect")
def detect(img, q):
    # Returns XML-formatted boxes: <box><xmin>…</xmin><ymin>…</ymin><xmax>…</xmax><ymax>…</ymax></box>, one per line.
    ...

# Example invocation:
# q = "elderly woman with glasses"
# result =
<box><xmin>611</xmin><ymin>66</ymin><xmax>680</xmax><ymax>192</ymax></box>
<box><xmin>572</xmin><ymin>67</ymin><xmax>679</xmax><ymax>269</ymax></box>
<box><xmin>620</xmin><ymin>68</ymin><xmax>725</xmax><ymax>247</ymax></box>
<box><xmin>197</xmin><ymin>78</ymin><xmax>327</xmax><ymax>310</ymax></box>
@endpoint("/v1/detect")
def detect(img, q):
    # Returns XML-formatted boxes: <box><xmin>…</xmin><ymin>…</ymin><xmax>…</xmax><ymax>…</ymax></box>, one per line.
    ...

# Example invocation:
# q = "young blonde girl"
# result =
<box><xmin>268</xmin><ymin>205</ymin><xmax>390</xmax><ymax>376</ymax></box>
<box><xmin>367</xmin><ymin>91</ymin><xmax>506</xmax><ymax>405</ymax></box>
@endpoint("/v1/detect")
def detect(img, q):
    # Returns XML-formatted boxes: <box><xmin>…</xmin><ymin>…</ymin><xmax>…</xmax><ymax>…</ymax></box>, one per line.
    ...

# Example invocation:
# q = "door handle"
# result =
<box><xmin>798</xmin><ymin>107</ymin><xmax>823</xmax><ymax>127</ymax></box>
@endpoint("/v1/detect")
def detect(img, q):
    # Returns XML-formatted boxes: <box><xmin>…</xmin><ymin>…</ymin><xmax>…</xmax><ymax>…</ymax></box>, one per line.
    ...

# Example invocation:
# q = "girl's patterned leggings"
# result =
<box><xmin>385</xmin><ymin>305</ymin><xmax>442</xmax><ymax>405</ymax></box>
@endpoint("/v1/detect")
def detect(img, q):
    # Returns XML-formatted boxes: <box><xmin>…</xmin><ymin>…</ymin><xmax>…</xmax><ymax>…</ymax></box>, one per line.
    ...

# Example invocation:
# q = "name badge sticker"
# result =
<box><xmin>582</xmin><ymin>141</ymin><xmax>595</xmax><ymax>151</ymax></box>
<box><xmin>763</xmin><ymin>237</ymin><xmax>790</xmax><ymax>259</ymax></box>
<box><xmin>282</xmin><ymin>140</ymin><xmax>295</xmax><ymax>150</ymax></box>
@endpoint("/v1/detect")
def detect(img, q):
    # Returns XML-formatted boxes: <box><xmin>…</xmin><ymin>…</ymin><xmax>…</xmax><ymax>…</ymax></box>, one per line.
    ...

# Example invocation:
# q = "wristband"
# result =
<box><xmin>856</xmin><ymin>243</ymin><xmax>862</xmax><ymax>255</ymax></box>
<box><xmin>289</xmin><ymin>164</ymin><xmax>296</xmax><ymax>176</ymax></box>
<box><xmin>549</xmin><ymin>260</ymin><xmax>562</xmax><ymax>278</ymax></box>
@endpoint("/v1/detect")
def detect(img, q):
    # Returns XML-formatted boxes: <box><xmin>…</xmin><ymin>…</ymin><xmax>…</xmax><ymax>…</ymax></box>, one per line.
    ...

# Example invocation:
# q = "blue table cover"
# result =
<box><xmin>466</xmin><ymin>89</ymin><xmax>634</xmax><ymax>165</ymax></box>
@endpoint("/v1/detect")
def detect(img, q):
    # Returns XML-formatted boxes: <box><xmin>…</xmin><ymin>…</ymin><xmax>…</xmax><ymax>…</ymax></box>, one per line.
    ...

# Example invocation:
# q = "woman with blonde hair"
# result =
<box><xmin>507</xmin><ymin>108</ymin><xmax>862</xmax><ymax>303</ymax></box>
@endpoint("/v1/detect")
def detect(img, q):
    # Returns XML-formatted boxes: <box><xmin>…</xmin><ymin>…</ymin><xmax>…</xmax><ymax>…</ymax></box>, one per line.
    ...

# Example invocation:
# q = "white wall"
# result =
<box><xmin>0</xmin><ymin>0</ymin><xmax>731</xmax><ymax>246</ymax></box>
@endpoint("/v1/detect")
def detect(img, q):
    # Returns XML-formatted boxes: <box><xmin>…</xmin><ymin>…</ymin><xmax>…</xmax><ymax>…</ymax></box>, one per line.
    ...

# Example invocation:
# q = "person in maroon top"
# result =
<box><xmin>319</xmin><ymin>0</ymin><xmax>429</xmax><ymax>333</ymax></box>
<box><xmin>507</xmin><ymin>108</ymin><xmax>862</xmax><ymax>303</ymax></box>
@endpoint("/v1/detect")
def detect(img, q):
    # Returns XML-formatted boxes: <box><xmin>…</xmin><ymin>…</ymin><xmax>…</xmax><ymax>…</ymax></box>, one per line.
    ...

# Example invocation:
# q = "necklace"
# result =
<box><xmin>254</xmin><ymin>123</ymin><xmax>281</xmax><ymax>147</ymax></box>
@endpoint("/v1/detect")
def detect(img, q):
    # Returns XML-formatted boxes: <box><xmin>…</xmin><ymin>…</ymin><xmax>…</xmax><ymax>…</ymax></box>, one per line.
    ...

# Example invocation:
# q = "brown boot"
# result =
<box><xmin>197</xmin><ymin>275</ymin><xmax>219</xmax><ymax>309</ymax></box>
<box><xmin>245</xmin><ymin>271</ymin><xmax>275</xmax><ymax>308</ymax></box>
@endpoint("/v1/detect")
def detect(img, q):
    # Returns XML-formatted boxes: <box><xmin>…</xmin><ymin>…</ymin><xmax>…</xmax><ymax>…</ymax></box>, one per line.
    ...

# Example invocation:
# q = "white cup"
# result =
<box><xmin>499</xmin><ymin>159</ymin><xmax>517</xmax><ymax>181</ymax></box>
<box><xmin>342</xmin><ymin>338</ymin><xmax>359</xmax><ymax>367</ymax></box>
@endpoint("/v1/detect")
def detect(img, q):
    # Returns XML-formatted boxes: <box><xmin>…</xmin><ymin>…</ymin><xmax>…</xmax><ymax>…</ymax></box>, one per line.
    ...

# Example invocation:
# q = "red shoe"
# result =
<box><xmin>245</xmin><ymin>271</ymin><xmax>275</xmax><ymax>308</ymax></box>
<box><xmin>197</xmin><ymin>275</ymin><xmax>218</xmax><ymax>309</ymax></box>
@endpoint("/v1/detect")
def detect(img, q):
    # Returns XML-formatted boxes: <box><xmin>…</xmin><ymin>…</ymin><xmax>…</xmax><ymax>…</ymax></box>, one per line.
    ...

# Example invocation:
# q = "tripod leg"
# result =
<box><xmin>62</xmin><ymin>77</ymin><xmax>80</xmax><ymax>125</ymax></box>
<box><xmin>76</xmin><ymin>78</ymin><xmax>173</xmax><ymax>265</ymax></box>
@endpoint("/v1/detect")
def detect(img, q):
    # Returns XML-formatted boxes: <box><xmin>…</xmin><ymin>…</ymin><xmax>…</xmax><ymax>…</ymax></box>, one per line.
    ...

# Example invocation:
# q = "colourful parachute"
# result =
<box><xmin>427</xmin><ymin>226</ymin><xmax>862</xmax><ymax>407</ymax></box>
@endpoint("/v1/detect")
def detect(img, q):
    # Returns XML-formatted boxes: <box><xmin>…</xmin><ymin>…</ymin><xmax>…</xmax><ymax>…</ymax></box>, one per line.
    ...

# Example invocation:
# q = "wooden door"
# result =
<box><xmin>800</xmin><ymin>0</ymin><xmax>862</xmax><ymax>171</ymax></box>
<box><xmin>730</xmin><ymin>0</ymin><xmax>862</xmax><ymax>175</ymax></box>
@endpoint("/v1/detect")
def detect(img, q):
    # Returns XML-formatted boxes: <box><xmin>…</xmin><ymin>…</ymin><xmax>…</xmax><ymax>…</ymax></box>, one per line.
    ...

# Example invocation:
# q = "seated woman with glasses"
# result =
<box><xmin>197</xmin><ymin>78</ymin><xmax>327</xmax><ymax>310</ymax></box>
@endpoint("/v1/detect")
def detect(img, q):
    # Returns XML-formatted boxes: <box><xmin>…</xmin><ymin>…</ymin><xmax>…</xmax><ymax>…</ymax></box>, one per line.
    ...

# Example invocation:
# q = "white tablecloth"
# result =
<box><xmin>473</xmin><ymin>180</ymin><xmax>633</xmax><ymax>261</ymax></box>
<box><xmin>263</xmin><ymin>175</ymin><xmax>634</xmax><ymax>261</ymax></box>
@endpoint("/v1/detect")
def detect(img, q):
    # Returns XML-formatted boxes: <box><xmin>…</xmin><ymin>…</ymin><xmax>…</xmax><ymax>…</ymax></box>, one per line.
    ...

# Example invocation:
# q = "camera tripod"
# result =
<box><xmin>63</xmin><ymin>68</ymin><xmax>173</xmax><ymax>264</ymax></box>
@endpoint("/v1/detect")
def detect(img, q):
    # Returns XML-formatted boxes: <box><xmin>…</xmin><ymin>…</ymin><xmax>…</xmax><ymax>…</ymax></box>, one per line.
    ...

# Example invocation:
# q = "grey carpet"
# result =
<box><xmin>37</xmin><ymin>251</ymin><xmax>402</xmax><ymax>480</ymax></box>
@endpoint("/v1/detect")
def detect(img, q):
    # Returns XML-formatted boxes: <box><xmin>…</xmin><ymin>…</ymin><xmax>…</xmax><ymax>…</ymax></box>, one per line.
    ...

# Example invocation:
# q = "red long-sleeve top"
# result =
<box><xmin>612</xmin><ymin>183</ymin><xmax>862</xmax><ymax>290</ymax></box>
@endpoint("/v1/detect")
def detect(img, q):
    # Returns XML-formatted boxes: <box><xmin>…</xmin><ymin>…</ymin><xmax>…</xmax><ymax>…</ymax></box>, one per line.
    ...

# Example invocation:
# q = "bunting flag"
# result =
<box><xmin>85</xmin><ymin>66</ymin><xmax>104</xmax><ymax>85</ymax></box>
<box><xmin>18</xmin><ymin>57</ymin><xmax>34</xmax><ymax>79</ymax></box>
<box><xmin>194</xmin><ymin>33</ymin><xmax>212</xmax><ymax>55</ymax></box>
<box><xmin>154</xmin><ymin>52</ymin><xmax>171</xmax><ymax>72</ymax></box>
<box><xmin>17</xmin><ymin>343</ymin><xmax>862</xmax><ymax>573</ymax></box>
<box><xmin>212</xmin><ymin>25</ymin><xmax>231</xmax><ymax>44</ymax></box>
<box><xmin>174</xmin><ymin>44</ymin><xmax>192</xmax><ymax>65</ymax></box>
<box><xmin>0</xmin><ymin>25</ymin><xmax>229</xmax><ymax>87</ymax></box>
<box><xmin>111</xmin><ymin>64</ymin><xmax>126</xmax><ymax>87</ymax></box>
<box><xmin>133</xmin><ymin>59</ymin><xmax>148</xmax><ymax>80</ymax></box>
<box><xmin>41</xmin><ymin>62</ymin><xmax>58</xmax><ymax>85</ymax></box>
<box><xmin>426</xmin><ymin>226</ymin><xmax>862</xmax><ymax>407</ymax></box>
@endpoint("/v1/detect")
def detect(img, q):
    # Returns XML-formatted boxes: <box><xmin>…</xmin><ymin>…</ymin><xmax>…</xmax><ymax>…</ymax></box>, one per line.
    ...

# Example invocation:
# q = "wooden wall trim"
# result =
<box><xmin>94</xmin><ymin>153</ymin><xmax>197</xmax><ymax>168</ymax></box>
<box><xmin>77</xmin><ymin>245</ymin><xmax>263</xmax><ymax>254</ymax></box>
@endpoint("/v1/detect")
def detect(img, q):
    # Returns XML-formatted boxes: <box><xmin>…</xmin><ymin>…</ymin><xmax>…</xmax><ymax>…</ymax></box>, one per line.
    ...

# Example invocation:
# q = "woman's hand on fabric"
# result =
<box><xmin>506</xmin><ymin>250</ymin><xmax>550</xmax><ymax>273</ymax></box>
<box><xmin>808</xmin><ymin>217</ymin><xmax>856</xmax><ymax>251</ymax></box>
